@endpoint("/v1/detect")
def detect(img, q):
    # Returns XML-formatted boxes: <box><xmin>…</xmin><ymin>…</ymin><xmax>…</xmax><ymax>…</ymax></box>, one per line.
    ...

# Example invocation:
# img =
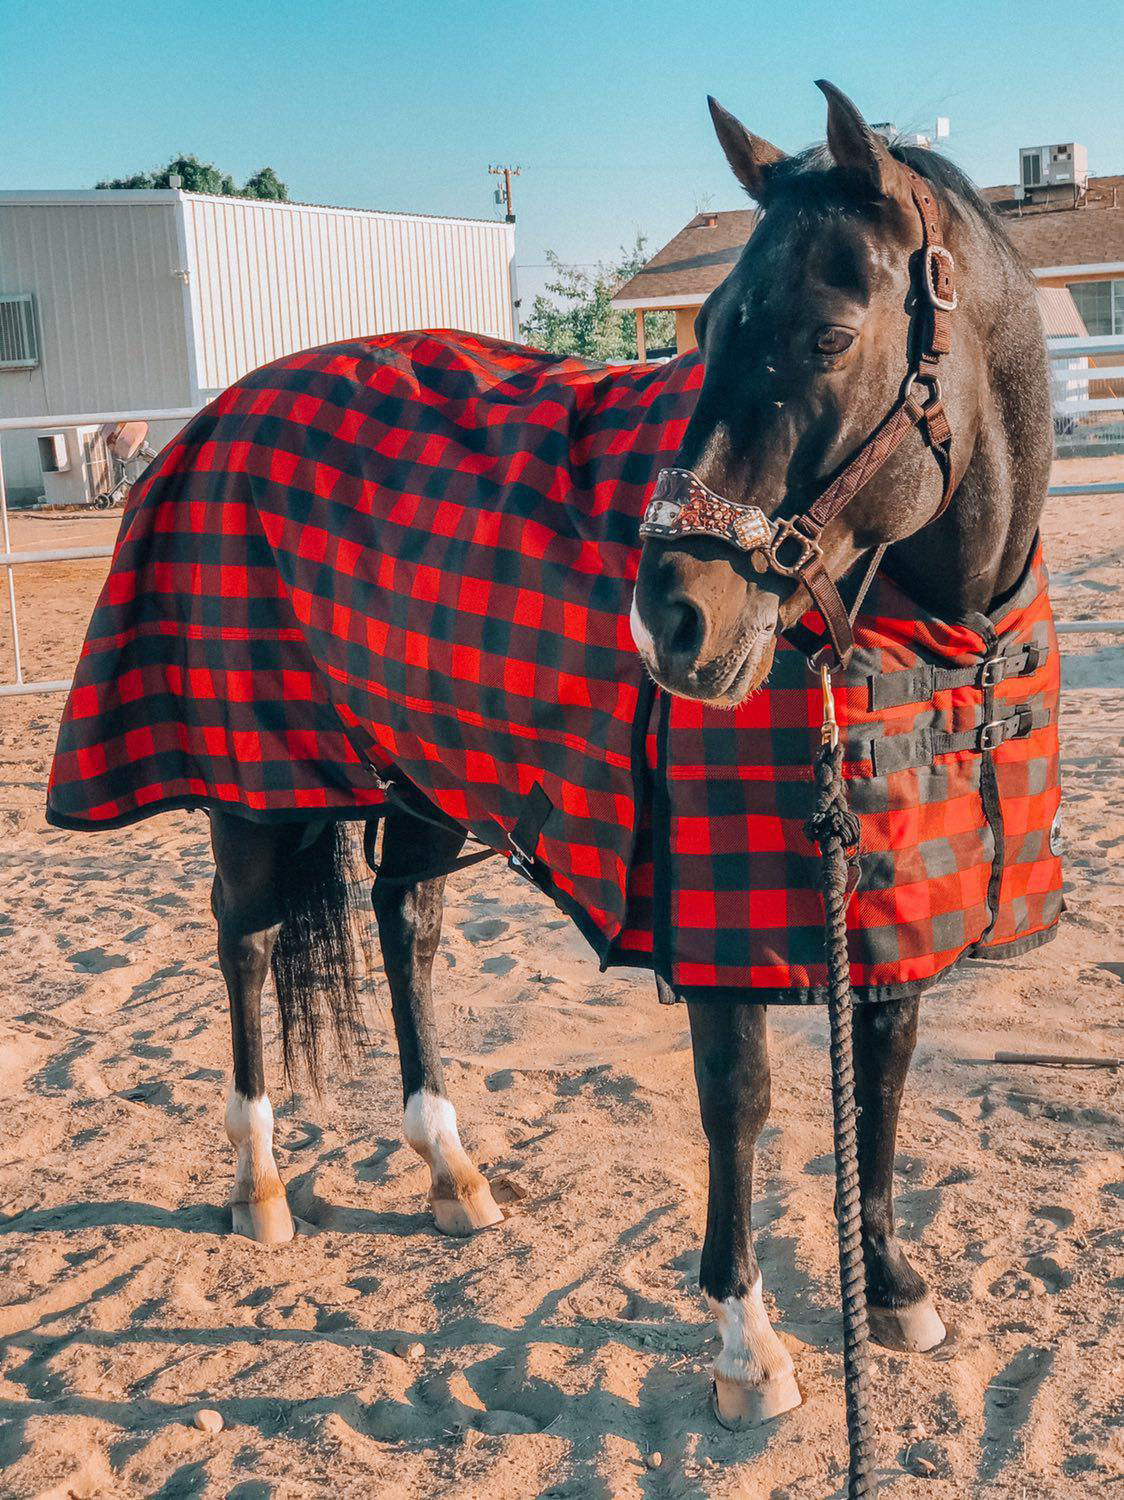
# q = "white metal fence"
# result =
<box><xmin>0</xmin><ymin>400</ymin><xmax>1121</xmax><ymax>701</ymax></box>
<box><xmin>0</xmin><ymin>408</ymin><xmax>196</xmax><ymax>696</ymax></box>
<box><xmin>1048</xmin><ymin>334</ymin><xmax>1124</xmax><ymax>455</ymax></box>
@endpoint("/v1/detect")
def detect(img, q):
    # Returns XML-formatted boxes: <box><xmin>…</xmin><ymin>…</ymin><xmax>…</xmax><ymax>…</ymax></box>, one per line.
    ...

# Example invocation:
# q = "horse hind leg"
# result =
<box><xmin>687</xmin><ymin>999</ymin><xmax>801</xmax><ymax>1427</ymax></box>
<box><xmin>369</xmin><ymin>808</ymin><xmax>504</xmax><ymax>1236</ymax></box>
<box><xmin>211</xmin><ymin>810</ymin><xmax>297</xmax><ymax>1245</ymax></box>
<box><xmin>854</xmin><ymin>996</ymin><xmax>946</xmax><ymax>1352</ymax></box>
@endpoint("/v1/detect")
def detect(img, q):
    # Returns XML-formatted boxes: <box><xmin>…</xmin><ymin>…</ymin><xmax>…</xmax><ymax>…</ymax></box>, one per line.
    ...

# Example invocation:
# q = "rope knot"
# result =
<box><xmin>804</xmin><ymin>741</ymin><xmax>861</xmax><ymax>856</ymax></box>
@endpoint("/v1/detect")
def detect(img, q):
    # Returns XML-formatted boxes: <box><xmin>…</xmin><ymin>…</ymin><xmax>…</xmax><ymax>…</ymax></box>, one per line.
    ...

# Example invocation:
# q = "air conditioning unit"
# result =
<box><xmin>38</xmin><ymin>433</ymin><xmax>70</xmax><ymax>473</ymax></box>
<box><xmin>37</xmin><ymin>427</ymin><xmax>114</xmax><ymax>506</ymax></box>
<box><xmin>1019</xmin><ymin>143</ymin><xmax>1089</xmax><ymax>192</ymax></box>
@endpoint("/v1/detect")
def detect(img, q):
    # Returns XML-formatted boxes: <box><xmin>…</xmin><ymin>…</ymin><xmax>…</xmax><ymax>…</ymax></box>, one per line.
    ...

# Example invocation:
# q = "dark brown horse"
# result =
<box><xmin>208</xmin><ymin>81</ymin><xmax>1051</xmax><ymax>1431</ymax></box>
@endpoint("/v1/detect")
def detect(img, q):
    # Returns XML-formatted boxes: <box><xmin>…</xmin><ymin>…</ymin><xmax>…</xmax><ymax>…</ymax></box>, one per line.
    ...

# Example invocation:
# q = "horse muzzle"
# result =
<box><xmin>630</xmin><ymin>547</ymin><xmax>781</xmax><ymax>705</ymax></box>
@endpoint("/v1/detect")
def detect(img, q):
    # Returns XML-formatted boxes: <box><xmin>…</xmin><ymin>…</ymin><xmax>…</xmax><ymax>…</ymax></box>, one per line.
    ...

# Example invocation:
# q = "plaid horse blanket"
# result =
<box><xmin>47</xmin><ymin>331</ymin><xmax>1063</xmax><ymax>1003</ymax></box>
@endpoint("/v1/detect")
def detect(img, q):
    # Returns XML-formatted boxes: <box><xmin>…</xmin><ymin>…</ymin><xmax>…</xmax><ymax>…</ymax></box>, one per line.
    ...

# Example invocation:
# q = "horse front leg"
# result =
<box><xmin>211</xmin><ymin>810</ymin><xmax>297</xmax><ymax>1245</ymax></box>
<box><xmin>854</xmin><ymin>995</ymin><xmax>946</xmax><ymax>1352</ymax></box>
<box><xmin>687</xmin><ymin>999</ymin><xmax>801</xmax><ymax>1428</ymax></box>
<box><xmin>369</xmin><ymin>810</ymin><xmax>504</xmax><ymax>1237</ymax></box>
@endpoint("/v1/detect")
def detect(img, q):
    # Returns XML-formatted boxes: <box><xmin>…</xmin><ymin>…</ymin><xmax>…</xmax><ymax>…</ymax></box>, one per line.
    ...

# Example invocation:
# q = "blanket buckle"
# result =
<box><xmin>507</xmin><ymin>833</ymin><xmax>535</xmax><ymax>880</ymax></box>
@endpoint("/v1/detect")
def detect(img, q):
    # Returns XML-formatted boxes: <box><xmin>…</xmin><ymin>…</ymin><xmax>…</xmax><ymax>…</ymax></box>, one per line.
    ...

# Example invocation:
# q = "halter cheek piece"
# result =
<box><xmin>639</xmin><ymin>170</ymin><xmax>957</xmax><ymax>670</ymax></box>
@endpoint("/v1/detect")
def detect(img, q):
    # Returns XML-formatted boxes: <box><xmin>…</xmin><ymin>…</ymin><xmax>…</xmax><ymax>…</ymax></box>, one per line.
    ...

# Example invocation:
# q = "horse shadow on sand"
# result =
<box><xmin>0</xmin><ymin>1174</ymin><xmax>878</xmax><ymax>1500</ymax></box>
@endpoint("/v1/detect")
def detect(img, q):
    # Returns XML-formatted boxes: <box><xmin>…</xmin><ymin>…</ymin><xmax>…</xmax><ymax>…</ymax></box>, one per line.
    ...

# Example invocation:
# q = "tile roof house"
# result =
<box><xmin>610</xmin><ymin>209</ymin><xmax>756</xmax><ymax>357</ymax></box>
<box><xmin>613</xmin><ymin>173</ymin><xmax>1124</xmax><ymax>354</ymax></box>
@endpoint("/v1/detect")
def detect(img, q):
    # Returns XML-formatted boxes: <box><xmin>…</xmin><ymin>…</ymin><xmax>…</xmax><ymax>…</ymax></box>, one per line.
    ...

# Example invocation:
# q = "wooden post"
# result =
<box><xmin>674</xmin><ymin>308</ymin><xmax>698</xmax><ymax>354</ymax></box>
<box><xmin>635</xmin><ymin>309</ymin><xmax>647</xmax><ymax>362</ymax></box>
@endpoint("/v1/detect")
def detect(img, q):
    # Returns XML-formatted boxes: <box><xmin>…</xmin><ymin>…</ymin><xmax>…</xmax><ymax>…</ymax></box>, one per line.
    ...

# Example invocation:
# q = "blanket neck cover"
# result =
<box><xmin>47</xmin><ymin>332</ymin><xmax>1062</xmax><ymax>1004</ymax></box>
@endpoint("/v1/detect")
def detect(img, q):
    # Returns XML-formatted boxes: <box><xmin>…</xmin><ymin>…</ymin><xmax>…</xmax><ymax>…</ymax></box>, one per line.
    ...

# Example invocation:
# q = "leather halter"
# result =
<box><xmin>639</xmin><ymin>170</ymin><xmax>957</xmax><ymax>670</ymax></box>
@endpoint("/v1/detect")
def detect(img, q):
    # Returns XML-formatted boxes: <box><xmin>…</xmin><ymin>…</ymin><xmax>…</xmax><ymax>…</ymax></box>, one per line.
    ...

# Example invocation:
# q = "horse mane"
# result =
<box><xmin>762</xmin><ymin>141</ymin><xmax>1028</xmax><ymax>277</ymax></box>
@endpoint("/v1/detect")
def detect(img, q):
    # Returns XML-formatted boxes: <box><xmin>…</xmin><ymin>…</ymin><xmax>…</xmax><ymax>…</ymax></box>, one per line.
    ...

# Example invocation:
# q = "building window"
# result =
<box><xmin>1066</xmin><ymin>279</ymin><xmax>1124</xmax><ymax>336</ymax></box>
<box><xmin>0</xmin><ymin>293</ymin><xmax>39</xmax><ymax>369</ymax></box>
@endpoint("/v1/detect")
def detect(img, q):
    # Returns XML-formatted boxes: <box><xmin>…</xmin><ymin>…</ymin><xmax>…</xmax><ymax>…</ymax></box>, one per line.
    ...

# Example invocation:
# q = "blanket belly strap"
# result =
<box><xmin>865</xmin><ymin>702</ymin><xmax>1051</xmax><ymax>776</ymax></box>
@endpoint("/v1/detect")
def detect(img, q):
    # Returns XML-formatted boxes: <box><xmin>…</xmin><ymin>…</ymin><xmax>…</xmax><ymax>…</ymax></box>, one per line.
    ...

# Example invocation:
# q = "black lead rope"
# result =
<box><xmin>804</xmin><ymin>669</ymin><xmax>876</xmax><ymax>1500</ymax></box>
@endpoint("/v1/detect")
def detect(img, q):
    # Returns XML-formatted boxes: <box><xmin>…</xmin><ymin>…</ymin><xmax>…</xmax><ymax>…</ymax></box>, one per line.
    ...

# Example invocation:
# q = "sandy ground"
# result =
<box><xmin>0</xmin><ymin>464</ymin><xmax>1121</xmax><ymax>1500</ymax></box>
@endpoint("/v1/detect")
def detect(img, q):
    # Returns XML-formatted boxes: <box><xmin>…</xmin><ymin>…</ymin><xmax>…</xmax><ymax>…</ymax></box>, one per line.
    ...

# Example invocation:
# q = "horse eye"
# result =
<box><xmin>814</xmin><ymin>327</ymin><xmax>855</xmax><ymax>356</ymax></box>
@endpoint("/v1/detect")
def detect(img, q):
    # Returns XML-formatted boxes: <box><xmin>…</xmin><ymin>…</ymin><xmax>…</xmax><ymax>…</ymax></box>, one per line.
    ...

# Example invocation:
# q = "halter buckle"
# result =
<box><xmin>763</xmin><ymin>514</ymin><xmax>823</xmax><ymax>577</ymax></box>
<box><xmin>923</xmin><ymin>244</ymin><xmax>957</xmax><ymax>311</ymax></box>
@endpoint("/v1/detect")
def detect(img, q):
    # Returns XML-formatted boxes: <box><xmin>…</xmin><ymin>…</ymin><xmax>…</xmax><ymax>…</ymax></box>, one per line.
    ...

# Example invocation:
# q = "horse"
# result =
<box><xmin>47</xmin><ymin>81</ymin><xmax>1056</xmax><ymax>1435</ymax></box>
<box><xmin>630</xmin><ymin>83</ymin><xmax>1053</xmax><ymax>1422</ymax></box>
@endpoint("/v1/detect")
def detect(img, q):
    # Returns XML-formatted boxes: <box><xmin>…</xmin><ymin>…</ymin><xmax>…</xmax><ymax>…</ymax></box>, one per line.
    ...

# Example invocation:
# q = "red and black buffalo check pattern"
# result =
<box><xmin>47</xmin><ymin>331</ymin><xmax>1062</xmax><ymax>1003</ymax></box>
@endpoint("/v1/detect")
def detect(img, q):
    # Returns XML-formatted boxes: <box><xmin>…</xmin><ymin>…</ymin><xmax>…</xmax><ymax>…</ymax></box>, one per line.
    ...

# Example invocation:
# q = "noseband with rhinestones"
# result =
<box><xmin>639</xmin><ymin>170</ymin><xmax>957</xmax><ymax>670</ymax></box>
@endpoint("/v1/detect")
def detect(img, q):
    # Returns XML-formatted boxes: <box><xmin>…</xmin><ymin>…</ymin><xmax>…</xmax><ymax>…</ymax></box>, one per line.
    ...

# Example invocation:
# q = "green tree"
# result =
<box><xmin>522</xmin><ymin>237</ymin><xmax>674</xmax><ymax>361</ymax></box>
<box><xmin>242</xmin><ymin>166</ymin><xmax>289</xmax><ymax>202</ymax></box>
<box><xmin>96</xmin><ymin>154</ymin><xmax>288</xmax><ymax>201</ymax></box>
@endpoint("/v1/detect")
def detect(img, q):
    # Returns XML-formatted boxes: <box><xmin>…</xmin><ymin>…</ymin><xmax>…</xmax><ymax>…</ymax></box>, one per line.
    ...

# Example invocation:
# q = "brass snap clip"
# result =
<box><xmin>819</xmin><ymin>664</ymin><xmax>839</xmax><ymax>750</ymax></box>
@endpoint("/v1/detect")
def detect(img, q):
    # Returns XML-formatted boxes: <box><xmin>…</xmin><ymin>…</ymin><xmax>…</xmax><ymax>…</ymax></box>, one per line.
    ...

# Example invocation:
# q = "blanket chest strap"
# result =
<box><xmin>866</xmin><ymin>703</ymin><xmax>1049</xmax><ymax>775</ymax></box>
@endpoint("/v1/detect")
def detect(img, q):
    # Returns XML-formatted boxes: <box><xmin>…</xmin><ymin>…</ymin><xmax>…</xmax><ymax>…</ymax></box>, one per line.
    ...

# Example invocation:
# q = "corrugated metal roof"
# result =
<box><xmin>0</xmin><ymin>188</ymin><xmax>508</xmax><ymax>231</ymax></box>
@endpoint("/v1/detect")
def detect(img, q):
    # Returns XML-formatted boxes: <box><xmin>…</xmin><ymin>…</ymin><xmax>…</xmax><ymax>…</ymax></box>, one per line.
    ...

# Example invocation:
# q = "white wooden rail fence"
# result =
<box><xmin>1</xmin><ymin>370</ymin><xmax>1122</xmax><ymax>697</ymax></box>
<box><xmin>1048</xmin><ymin>332</ymin><xmax>1124</xmax><ymax>470</ymax></box>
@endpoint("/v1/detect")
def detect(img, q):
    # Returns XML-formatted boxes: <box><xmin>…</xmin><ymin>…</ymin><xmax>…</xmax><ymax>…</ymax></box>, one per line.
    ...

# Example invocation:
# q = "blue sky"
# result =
<box><xmin>2</xmin><ymin>1</ymin><xmax>1120</xmax><ymax>309</ymax></box>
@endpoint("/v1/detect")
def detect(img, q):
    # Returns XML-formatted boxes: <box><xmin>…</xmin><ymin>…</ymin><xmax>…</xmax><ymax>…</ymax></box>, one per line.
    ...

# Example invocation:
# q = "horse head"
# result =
<box><xmin>631</xmin><ymin>81</ymin><xmax>1003</xmax><ymax>705</ymax></box>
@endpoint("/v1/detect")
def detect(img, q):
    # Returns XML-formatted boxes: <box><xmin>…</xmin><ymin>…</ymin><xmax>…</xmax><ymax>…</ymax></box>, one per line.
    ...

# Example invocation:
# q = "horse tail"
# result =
<box><xmin>270</xmin><ymin>820</ymin><xmax>369</xmax><ymax>1088</ymax></box>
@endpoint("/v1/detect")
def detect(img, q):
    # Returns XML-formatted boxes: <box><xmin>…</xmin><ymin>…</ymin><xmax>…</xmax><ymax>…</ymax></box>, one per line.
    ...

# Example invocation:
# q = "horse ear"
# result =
<box><xmin>707</xmin><ymin>96</ymin><xmax>786</xmax><ymax>201</ymax></box>
<box><xmin>816</xmin><ymin>79</ymin><xmax>908</xmax><ymax>203</ymax></box>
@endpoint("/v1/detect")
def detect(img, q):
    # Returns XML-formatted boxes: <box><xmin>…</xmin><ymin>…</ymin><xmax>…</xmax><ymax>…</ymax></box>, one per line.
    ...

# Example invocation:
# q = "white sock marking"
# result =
<box><xmin>225</xmin><ymin>1085</ymin><xmax>282</xmax><ymax>1201</ymax></box>
<box><xmin>707</xmin><ymin>1276</ymin><xmax>794</xmax><ymax>1389</ymax></box>
<box><xmin>403</xmin><ymin>1089</ymin><xmax>476</xmax><ymax>1189</ymax></box>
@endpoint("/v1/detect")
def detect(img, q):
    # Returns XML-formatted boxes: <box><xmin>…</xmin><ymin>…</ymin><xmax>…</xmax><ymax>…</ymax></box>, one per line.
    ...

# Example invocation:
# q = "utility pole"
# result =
<box><xmin>489</xmin><ymin>164</ymin><xmax>520</xmax><ymax>223</ymax></box>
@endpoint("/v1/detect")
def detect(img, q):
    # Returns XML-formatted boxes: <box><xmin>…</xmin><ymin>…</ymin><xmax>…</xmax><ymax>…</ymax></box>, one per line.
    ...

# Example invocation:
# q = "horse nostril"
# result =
<box><xmin>666</xmin><ymin>595</ymin><xmax>705</xmax><ymax>662</ymax></box>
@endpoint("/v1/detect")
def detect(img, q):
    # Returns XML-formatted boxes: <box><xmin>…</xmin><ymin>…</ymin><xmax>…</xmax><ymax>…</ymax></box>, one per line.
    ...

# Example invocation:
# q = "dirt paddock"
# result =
<box><xmin>0</xmin><ymin>461</ymin><xmax>1121</xmax><ymax>1498</ymax></box>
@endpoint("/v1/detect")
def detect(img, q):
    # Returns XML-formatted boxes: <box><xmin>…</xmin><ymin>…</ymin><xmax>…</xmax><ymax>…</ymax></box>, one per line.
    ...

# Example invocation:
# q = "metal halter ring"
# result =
<box><xmin>901</xmin><ymin>369</ymin><xmax>942</xmax><ymax>408</ymax></box>
<box><xmin>762</xmin><ymin>514</ymin><xmax>824</xmax><ymax>577</ymax></box>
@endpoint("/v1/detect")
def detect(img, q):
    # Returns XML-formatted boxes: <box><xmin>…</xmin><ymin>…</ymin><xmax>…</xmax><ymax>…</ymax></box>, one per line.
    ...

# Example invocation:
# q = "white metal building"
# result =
<box><xmin>0</xmin><ymin>189</ymin><xmax>517</xmax><ymax>501</ymax></box>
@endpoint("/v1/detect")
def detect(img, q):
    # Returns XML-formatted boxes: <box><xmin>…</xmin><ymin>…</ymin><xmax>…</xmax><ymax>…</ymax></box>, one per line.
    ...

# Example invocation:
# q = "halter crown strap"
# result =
<box><xmin>639</xmin><ymin>169</ymin><xmax>958</xmax><ymax>671</ymax></box>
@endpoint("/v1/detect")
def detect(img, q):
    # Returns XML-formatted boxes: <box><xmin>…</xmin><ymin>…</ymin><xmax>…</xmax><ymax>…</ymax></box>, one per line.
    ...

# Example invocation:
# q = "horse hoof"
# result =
<box><xmin>711</xmin><ymin>1371</ymin><xmax>802</xmax><ymax>1430</ymax></box>
<box><xmin>868</xmin><ymin>1298</ymin><xmax>946</xmax><ymax>1353</ymax></box>
<box><xmin>431</xmin><ymin>1180</ymin><xmax>505</xmax><ymax>1237</ymax></box>
<box><xmin>231</xmin><ymin>1193</ymin><xmax>295</xmax><ymax>1245</ymax></box>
